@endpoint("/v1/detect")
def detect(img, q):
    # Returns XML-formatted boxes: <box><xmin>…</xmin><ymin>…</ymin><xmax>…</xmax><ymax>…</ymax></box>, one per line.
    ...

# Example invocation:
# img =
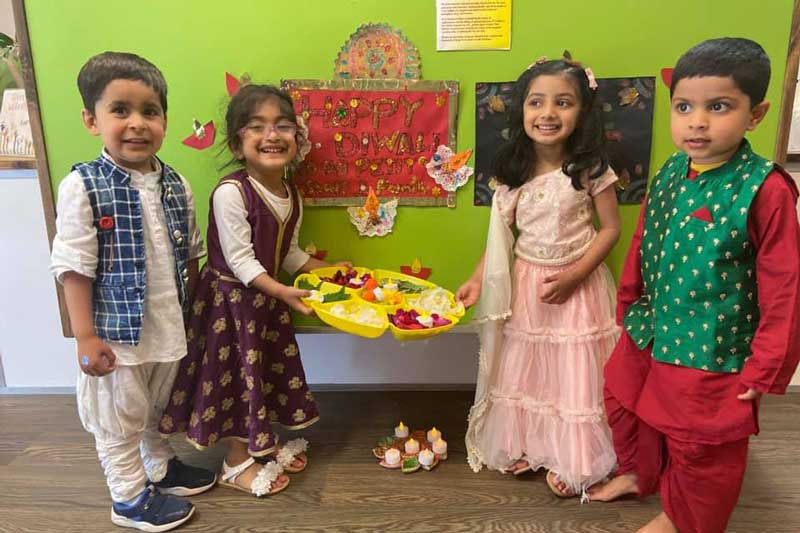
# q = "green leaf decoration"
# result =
<box><xmin>0</xmin><ymin>33</ymin><xmax>14</xmax><ymax>49</ymax></box>
<box><xmin>322</xmin><ymin>285</ymin><xmax>349</xmax><ymax>303</ymax></box>
<box><xmin>298</xmin><ymin>278</ymin><xmax>320</xmax><ymax>291</ymax></box>
<box><xmin>402</xmin><ymin>456</ymin><xmax>420</xmax><ymax>473</ymax></box>
<box><xmin>388</xmin><ymin>279</ymin><xmax>429</xmax><ymax>293</ymax></box>
<box><xmin>377</xmin><ymin>436</ymin><xmax>395</xmax><ymax>447</ymax></box>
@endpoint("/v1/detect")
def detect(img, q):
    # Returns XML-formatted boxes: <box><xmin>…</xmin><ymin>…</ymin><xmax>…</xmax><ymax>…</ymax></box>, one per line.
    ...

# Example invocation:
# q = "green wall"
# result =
<box><xmin>26</xmin><ymin>0</ymin><xmax>795</xmax><ymax>324</ymax></box>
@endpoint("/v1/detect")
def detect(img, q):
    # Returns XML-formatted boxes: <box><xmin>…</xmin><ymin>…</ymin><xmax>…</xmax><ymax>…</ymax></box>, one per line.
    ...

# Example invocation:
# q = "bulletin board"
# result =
<box><xmin>22</xmin><ymin>0</ymin><xmax>796</xmax><ymax>329</ymax></box>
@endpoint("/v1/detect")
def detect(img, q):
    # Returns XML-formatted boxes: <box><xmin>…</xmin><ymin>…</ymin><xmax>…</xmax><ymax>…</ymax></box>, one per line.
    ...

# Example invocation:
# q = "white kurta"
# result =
<box><xmin>49</xmin><ymin>152</ymin><xmax>205</xmax><ymax>502</ymax></box>
<box><xmin>50</xmin><ymin>153</ymin><xmax>205</xmax><ymax>365</ymax></box>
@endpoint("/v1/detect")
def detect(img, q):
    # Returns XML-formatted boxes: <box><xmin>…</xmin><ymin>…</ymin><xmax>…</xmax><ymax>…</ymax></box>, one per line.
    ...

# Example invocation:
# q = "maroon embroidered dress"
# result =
<box><xmin>160</xmin><ymin>170</ymin><xmax>319</xmax><ymax>455</ymax></box>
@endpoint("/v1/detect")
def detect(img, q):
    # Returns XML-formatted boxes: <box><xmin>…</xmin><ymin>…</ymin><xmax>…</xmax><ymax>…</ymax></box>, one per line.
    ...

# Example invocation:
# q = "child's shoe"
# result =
<box><xmin>111</xmin><ymin>486</ymin><xmax>194</xmax><ymax>532</ymax></box>
<box><xmin>151</xmin><ymin>457</ymin><xmax>217</xmax><ymax>496</ymax></box>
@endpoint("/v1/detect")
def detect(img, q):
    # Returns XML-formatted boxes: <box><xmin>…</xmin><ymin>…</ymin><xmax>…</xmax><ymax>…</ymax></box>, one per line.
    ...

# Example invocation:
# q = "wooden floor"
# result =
<box><xmin>1</xmin><ymin>391</ymin><xmax>799</xmax><ymax>532</ymax></box>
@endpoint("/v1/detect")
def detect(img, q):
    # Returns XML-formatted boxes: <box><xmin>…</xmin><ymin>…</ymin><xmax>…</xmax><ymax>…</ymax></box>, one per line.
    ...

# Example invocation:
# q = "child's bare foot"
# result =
<box><xmin>505</xmin><ymin>459</ymin><xmax>531</xmax><ymax>475</ymax></box>
<box><xmin>637</xmin><ymin>512</ymin><xmax>678</xmax><ymax>533</ymax></box>
<box><xmin>587</xmin><ymin>472</ymin><xmax>638</xmax><ymax>501</ymax></box>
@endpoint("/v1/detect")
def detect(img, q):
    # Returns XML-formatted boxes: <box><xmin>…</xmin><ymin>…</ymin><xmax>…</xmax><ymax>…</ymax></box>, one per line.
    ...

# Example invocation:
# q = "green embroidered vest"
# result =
<box><xmin>623</xmin><ymin>140</ymin><xmax>773</xmax><ymax>373</ymax></box>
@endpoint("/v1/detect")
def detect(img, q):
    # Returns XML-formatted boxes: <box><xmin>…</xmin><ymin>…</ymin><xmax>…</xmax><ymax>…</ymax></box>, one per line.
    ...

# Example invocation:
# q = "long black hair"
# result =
<box><xmin>492</xmin><ymin>59</ymin><xmax>608</xmax><ymax>191</ymax></box>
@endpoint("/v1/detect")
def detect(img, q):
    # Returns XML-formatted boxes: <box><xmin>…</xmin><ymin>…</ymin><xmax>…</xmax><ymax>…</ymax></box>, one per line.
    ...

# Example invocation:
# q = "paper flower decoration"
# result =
<box><xmin>293</xmin><ymin>114</ymin><xmax>312</xmax><ymax>166</ymax></box>
<box><xmin>400</xmin><ymin>258</ymin><xmax>432</xmax><ymax>280</ymax></box>
<box><xmin>425</xmin><ymin>145</ymin><xmax>474</xmax><ymax>192</ymax></box>
<box><xmin>304</xmin><ymin>242</ymin><xmax>327</xmax><ymax>260</ymax></box>
<box><xmin>182</xmin><ymin>119</ymin><xmax>215</xmax><ymax>150</ymax></box>
<box><xmin>347</xmin><ymin>187</ymin><xmax>398</xmax><ymax>237</ymax></box>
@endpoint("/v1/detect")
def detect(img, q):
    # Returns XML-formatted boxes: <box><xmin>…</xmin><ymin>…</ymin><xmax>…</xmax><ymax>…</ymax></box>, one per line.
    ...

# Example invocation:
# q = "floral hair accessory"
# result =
<box><xmin>584</xmin><ymin>67</ymin><xmax>598</xmax><ymax>90</ymax></box>
<box><xmin>528</xmin><ymin>55</ymin><xmax>548</xmax><ymax>69</ymax></box>
<box><xmin>292</xmin><ymin>114</ymin><xmax>312</xmax><ymax>166</ymax></box>
<box><xmin>544</xmin><ymin>50</ymin><xmax>598</xmax><ymax>91</ymax></box>
<box><xmin>98</xmin><ymin>216</ymin><xmax>114</xmax><ymax>230</ymax></box>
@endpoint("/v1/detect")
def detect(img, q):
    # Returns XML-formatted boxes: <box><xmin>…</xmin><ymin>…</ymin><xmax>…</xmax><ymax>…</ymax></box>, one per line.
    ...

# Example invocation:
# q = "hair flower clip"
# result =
<box><xmin>584</xmin><ymin>67</ymin><xmax>598</xmax><ymax>90</ymax></box>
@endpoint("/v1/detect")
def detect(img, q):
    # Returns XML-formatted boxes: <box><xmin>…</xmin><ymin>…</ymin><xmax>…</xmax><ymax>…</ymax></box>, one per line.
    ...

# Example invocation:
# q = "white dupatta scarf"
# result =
<box><xmin>465</xmin><ymin>194</ymin><xmax>515</xmax><ymax>472</ymax></box>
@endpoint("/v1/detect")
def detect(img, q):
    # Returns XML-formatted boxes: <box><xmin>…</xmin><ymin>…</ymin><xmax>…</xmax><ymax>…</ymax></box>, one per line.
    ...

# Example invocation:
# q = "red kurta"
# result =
<box><xmin>604</xmin><ymin>167</ymin><xmax>800</xmax><ymax>533</ymax></box>
<box><xmin>606</xmin><ymin>168</ymin><xmax>800</xmax><ymax>444</ymax></box>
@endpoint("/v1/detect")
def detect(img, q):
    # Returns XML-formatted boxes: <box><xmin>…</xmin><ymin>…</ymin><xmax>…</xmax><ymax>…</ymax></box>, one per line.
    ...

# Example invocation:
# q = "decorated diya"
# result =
<box><xmin>373</xmin><ymin>423</ymin><xmax>448</xmax><ymax>474</ymax></box>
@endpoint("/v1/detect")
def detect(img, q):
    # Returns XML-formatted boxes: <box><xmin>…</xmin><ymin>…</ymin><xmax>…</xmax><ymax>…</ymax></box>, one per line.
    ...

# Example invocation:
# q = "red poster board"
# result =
<box><xmin>282</xmin><ymin>79</ymin><xmax>458</xmax><ymax>206</ymax></box>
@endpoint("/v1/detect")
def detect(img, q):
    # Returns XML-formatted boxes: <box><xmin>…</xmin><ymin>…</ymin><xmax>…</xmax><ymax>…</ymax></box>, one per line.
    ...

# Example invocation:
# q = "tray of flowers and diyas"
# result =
<box><xmin>294</xmin><ymin>267</ymin><xmax>465</xmax><ymax>340</ymax></box>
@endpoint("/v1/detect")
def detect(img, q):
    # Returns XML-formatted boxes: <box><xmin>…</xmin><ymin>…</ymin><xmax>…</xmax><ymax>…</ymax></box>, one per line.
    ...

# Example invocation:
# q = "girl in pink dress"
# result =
<box><xmin>458</xmin><ymin>57</ymin><xmax>621</xmax><ymax>499</ymax></box>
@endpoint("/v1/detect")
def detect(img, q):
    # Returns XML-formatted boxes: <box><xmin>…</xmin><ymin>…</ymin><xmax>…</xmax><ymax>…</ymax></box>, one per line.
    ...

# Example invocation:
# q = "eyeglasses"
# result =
<box><xmin>239</xmin><ymin>122</ymin><xmax>297</xmax><ymax>138</ymax></box>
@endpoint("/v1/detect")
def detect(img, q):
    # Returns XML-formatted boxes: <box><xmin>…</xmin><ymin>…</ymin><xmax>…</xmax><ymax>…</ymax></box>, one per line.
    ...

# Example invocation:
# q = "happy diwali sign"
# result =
<box><xmin>282</xmin><ymin>79</ymin><xmax>459</xmax><ymax>206</ymax></box>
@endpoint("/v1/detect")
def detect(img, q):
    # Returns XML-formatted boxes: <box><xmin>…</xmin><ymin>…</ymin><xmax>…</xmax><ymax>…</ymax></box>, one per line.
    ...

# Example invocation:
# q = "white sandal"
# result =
<box><xmin>275</xmin><ymin>438</ymin><xmax>309</xmax><ymax>473</ymax></box>
<box><xmin>218</xmin><ymin>457</ymin><xmax>288</xmax><ymax>497</ymax></box>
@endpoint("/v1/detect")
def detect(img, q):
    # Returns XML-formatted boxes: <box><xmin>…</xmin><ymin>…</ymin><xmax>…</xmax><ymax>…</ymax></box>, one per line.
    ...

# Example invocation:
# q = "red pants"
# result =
<box><xmin>605</xmin><ymin>391</ymin><xmax>749</xmax><ymax>533</ymax></box>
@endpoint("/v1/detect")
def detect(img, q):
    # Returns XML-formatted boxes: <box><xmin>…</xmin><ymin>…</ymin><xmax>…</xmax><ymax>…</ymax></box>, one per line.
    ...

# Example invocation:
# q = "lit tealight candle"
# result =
<box><xmin>394</xmin><ymin>421</ymin><xmax>409</xmax><ymax>438</ymax></box>
<box><xmin>426</xmin><ymin>427</ymin><xmax>442</xmax><ymax>443</ymax></box>
<box><xmin>404</xmin><ymin>438</ymin><xmax>420</xmax><ymax>454</ymax></box>
<box><xmin>385</xmin><ymin>448</ymin><xmax>401</xmax><ymax>465</ymax></box>
<box><xmin>418</xmin><ymin>448</ymin><xmax>435</xmax><ymax>466</ymax></box>
<box><xmin>433</xmin><ymin>438</ymin><xmax>448</xmax><ymax>456</ymax></box>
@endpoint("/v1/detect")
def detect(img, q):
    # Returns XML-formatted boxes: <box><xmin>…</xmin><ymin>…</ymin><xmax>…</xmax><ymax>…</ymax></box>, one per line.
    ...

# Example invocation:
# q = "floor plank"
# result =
<box><xmin>0</xmin><ymin>392</ymin><xmax>798</xmax><ymax>532</ymax></box>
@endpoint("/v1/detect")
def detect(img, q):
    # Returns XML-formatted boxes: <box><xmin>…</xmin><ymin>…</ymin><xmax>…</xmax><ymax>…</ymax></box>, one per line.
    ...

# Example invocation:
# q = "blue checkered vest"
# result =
<box><xmin>74</xmin><ymin>155</ymin><xmax>191</xmax><ymax>345</ymax></box>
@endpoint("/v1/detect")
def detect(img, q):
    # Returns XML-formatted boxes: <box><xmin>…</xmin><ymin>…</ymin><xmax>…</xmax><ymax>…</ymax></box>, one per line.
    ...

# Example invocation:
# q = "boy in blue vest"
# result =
<box><xmin>50</xmin><ymin>52</ymin><xmax>216</xmax><ymax>532</ymax></box>
<box><xmin>588</xmin><ymin>38</ymin><xmax>800</xmax><ymax>532</ymax></box>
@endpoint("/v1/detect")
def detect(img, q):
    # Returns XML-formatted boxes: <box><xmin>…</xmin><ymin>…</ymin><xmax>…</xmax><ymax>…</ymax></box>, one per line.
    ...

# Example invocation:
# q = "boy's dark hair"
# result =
<box><xmin>492</xmin><ymin>59</ymin><xmax>608</xmax><ymax>191</ymax></box>
<box><xmin>77</xmin><ymin>51</ymin><xmax>168</xmax><ymax>114</ymax></box>
<box><xmin>670</xmin><ymin>37</ymin><xmax>771</xmax><ymax>106</ymax></box>
<box><xmin>222</xmin><ymin>84</ymin><xmax>298</xmax><ymax>169</ymax></box>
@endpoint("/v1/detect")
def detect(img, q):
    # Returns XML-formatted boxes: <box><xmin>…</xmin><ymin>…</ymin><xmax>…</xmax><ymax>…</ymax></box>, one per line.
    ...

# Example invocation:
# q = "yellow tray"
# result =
<box><xmin>313</xmin><ymin>300</ymin><xmax>388</xmax><ymax>339</ymax></box>
<box><xmin>310</xmin><ymin>266</ymin><xmax>373</xmax><ymax>294</ymax></box>
<box><xmin>388</xmin><ymin>309</ymin><xmax>459</xmax><ymax>341</ymax></box>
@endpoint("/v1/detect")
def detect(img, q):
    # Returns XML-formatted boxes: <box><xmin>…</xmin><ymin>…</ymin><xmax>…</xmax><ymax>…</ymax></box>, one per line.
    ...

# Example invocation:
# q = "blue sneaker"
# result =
<box><xmin>111</xmin><ymin>486</ymin><xmax>194</xmax><ymax>532</ymax></box>
<box><xmin>151</xmin><ymin>457</ymin><xmax>217</xmax><ymax>496</ymax></box>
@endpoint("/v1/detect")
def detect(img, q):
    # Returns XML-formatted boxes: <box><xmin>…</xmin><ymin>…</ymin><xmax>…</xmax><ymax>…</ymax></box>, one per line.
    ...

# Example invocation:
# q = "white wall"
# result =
<box><xmin>0</xmin><ymin>0</ymin><xmax>15</xmax><ymax>39</ymax></box>
<box><xmin>0</xmin><ymin>170</ymin><xmax>77</xmax><ymax>387</ymax></box>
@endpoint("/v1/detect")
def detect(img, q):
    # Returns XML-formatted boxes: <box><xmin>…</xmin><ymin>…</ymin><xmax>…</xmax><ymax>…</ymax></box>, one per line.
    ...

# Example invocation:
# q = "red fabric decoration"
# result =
<box><xmin>689</xmin><ymin>206</ymin><xmax>714</xmax><ymax>223</ymax></box>
<box><xmin>99</xmin><ymin>216</ymin><xmax>114</xmax><ymax>230</ymax></box>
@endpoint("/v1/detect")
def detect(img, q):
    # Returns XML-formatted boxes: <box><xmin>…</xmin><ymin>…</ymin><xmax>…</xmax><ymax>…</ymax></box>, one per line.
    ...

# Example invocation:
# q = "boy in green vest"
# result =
<box><xmin>588</xmin><ymin>38</ymin><xmax>800</xmax><ymax>533</ymax></box>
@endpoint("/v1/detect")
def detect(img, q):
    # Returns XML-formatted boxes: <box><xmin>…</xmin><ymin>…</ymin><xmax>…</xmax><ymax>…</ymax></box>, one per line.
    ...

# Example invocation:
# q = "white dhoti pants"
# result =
<box><xmin>77</xmin><ymin>361</ymin><xmax>179</xmax><ymax>503</ymax></box>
